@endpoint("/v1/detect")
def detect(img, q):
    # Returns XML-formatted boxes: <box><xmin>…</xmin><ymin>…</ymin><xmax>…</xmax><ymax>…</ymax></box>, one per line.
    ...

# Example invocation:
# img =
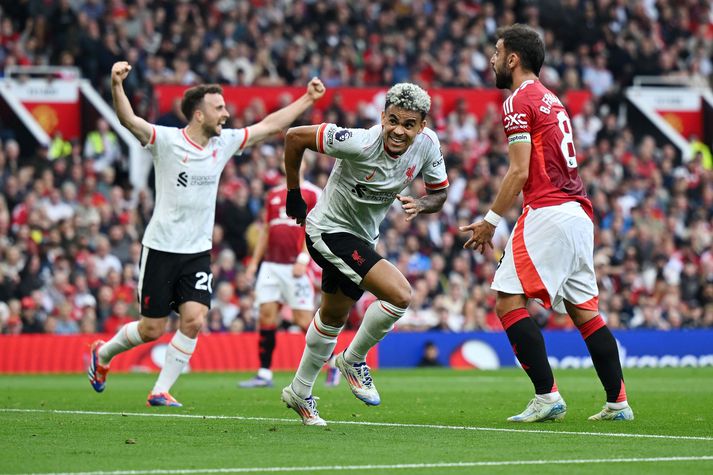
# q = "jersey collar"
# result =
<box><xmin>181</xmin><ymin>128</ymin><xmax>204</xmax><ymax>151</ymax></box>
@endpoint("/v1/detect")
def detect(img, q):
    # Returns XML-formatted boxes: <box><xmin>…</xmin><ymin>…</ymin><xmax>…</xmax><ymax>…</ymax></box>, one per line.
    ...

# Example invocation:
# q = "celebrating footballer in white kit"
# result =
<box><xmin>87</xmin><ymin>60</ymin><xmax>325</xmax><ymax>407</ymax></box>
<box><xmin>280</xmin><ymin>83</ymin><xmax>448</xmax><ymax>426</ymax></box>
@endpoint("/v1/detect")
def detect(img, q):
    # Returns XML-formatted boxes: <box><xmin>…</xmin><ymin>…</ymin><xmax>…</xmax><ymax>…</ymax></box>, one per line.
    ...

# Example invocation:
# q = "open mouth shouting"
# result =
<box><xmin>387</xmin><ymin>134</ymin><xmax>407</xmax><ymax>152</ymax></box>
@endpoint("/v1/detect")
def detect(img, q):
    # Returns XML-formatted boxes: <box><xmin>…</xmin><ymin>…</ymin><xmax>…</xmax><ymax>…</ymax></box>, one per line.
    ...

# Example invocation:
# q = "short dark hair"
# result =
<box><xmin>181</xmin><ymin>84</ymin><xmax>223</xmax><ymax>121</ymax></box>
<box><xmin>496</xmin><ymin>24</ymin><xmax>545</xmax><ymax>76</ymax></box>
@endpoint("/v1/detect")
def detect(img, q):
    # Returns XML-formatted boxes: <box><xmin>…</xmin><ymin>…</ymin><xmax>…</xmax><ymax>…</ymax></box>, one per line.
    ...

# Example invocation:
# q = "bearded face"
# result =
<box><xmin>198</xmin><ymin>93</ymin><xmax>229</xmax><ymax>138</ymax></box>
<box><xmin>491</xmin><ymin>39</ymin><xmax>514</xmax><ymax>90</ymax></box>
<box><xmin>494</xmin><ymin>60</ymin><xmax>513</xmax><ymax>89</ymax></box>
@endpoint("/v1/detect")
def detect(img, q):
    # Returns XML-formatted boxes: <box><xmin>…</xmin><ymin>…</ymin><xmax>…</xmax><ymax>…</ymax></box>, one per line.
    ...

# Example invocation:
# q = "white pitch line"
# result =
<box><xmin>9</xmin><ymin>456</ymin><xmax>713</xmax><ymax>475</ymax></box>
<box><xmin>1</xmin><ymin>408</ymin><xmax>712</xmax><ymax>442</ymax></box>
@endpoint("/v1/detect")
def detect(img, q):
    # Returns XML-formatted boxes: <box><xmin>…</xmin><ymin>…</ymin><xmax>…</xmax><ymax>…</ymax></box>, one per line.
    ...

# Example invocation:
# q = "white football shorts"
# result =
<box><xmin>255</xmin><ymin>262</ymin><xmax>315</xmax><ymax>310</ymax></box>
<box><xmin>491</xmin><ymin>201</ymin><xmax>599</xmax><ymax>314</ymax></box>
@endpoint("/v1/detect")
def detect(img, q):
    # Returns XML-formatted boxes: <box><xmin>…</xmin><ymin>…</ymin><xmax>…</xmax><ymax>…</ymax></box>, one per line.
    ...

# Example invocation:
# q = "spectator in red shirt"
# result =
<box><xmin>103</xmin><ymin>300</ymin><xmax>135</xmax><ymax>336</ymax></box>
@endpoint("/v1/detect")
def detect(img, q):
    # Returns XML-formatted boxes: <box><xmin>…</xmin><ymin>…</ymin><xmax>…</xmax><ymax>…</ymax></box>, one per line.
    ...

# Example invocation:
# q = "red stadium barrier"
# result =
<box><xmin>155</xmin><ymin>85</ymin><xmax>592</xmax><ymax>119</ymax></box>
<box><xmin>0</xmin><ymin>331</ymin><xmax>375</xmax><ymax>373</ymax></box>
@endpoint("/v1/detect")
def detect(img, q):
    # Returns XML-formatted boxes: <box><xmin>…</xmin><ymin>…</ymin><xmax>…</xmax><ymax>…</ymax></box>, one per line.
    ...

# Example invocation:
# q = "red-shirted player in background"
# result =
<box><xmin>239</xmin><ymin>179</ymin><xmax>338</xmax><ymax>388</ymax></box>
<box><xmin>460</xmin><ymin>24</ymin><xmax>633</xmax><ymax>422</ymax></box>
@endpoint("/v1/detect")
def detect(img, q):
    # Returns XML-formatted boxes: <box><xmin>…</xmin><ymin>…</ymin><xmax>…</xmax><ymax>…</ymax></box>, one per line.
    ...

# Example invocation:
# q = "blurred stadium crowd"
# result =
<box><xmin>0</xmin><ymin>0</ymin><xmax>712</xmax><ymax>335</ymax></box>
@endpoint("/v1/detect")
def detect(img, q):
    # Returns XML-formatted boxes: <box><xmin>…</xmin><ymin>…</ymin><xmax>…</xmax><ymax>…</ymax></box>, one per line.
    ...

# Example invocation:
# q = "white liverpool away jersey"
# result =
<box><xmin>306</xmin><ymin>123</ymin><xmax>448</xmax><ymax>244</ymax></box>
<box><xmin>142</xmin><ymin>125</ymin><xmax>249</xmax><ymax>254</ymax></box>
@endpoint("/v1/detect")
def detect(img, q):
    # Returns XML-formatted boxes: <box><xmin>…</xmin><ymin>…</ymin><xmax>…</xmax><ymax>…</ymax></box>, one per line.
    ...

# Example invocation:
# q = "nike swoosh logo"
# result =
<box><xmin>365</xmin><ymin>169</ymin><xmax>376</xmax><ymax>181</ymax></box>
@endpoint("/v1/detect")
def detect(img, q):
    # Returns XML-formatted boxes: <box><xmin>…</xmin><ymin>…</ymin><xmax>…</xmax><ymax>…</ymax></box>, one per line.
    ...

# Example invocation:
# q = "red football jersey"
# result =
<box><xmin>501</xmin><ymin>80</ymin><xmax>593</xmax><ymax>218</ymax></box>
<box><xmin>264</xmin><ymin>182</ymin><xmax>321</xmax><ymax>264</ymax></box>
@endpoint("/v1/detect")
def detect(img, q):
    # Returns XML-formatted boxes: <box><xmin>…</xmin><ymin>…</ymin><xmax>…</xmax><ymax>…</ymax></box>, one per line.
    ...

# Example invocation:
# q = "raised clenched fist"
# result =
<box><xmin>306</xmin><ymin>77</ymin><xmax>326</xmax><ymax>101</ymax></box>
<box><xmin>111</xmin><ymin>61</ymin><xmax>132</xmax><ymax>86</ymax></box>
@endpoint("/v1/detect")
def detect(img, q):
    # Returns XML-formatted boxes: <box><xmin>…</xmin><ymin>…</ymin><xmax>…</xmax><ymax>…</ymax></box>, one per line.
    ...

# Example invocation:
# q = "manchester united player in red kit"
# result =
<box><xmin>460</xmin><ymin>24</ymin><xmax>633</xmax><ymax>422</ymax></box>
<box><xmin>239</xmin><ymin>179</ymin><xmax>324</xmax><ymax>388</ymax></box>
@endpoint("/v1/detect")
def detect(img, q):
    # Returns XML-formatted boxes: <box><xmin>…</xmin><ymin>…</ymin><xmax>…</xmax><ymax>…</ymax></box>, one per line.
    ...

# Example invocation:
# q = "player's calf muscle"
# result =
<box><xmin>138</xmin><ymin>319</ymin><xmax>165</xmax><ymax>341</ymax></box>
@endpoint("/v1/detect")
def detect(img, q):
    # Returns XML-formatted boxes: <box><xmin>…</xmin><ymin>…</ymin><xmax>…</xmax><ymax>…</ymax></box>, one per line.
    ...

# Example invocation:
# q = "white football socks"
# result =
<box><xmin>536</xmin><ymin>391</ymin><xmax>562</xmax><ymax>404</ymax></box>
<box><xmin>343</xmin><ymin>300</ymin><xmax>406</xmax><ymax>364</ymax></box>
<box><xmin>151</xmin><ymin>330</ymin><xmax>197</xmax><ymax>394</ymax></box>
<box><xmin>292</xmin><ymin>311</ymin><xmax>343</xmax><ymax>399</ymax></box>
<box><xmin>98</xmin><ymin>321</ymin><xmax>143</xmax><ymax>365</ymax></box>
<box><xmin>257</xmin><ymin>368</ymin><xmax>273</xmax><ymax>381</ymax></box>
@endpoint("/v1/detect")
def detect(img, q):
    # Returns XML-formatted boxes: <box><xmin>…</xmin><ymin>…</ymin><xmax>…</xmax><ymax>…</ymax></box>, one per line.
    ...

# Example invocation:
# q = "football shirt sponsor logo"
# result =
<box><xmin>350</xmin><ymin>183</ymin><xmax>396</xmax><ymax>202</ymax></box>
<box><xmin>177</xmin><ymin>173</ymin><xmax>218</xmax><ymax>187</ymax></box>
<box><xmin>190</xmin><ymin>175</ymin><xmax>218</xmax><ymax>186</ymax></box>
<box><xmin>504</xmin><ymin>113</ymin><xmax>528</xmax><ymax>129</ymax></box>
<box><xmin>352</xmin><ymin>183</ymin><xmax>368</xmax><ymax>198</ymax></box>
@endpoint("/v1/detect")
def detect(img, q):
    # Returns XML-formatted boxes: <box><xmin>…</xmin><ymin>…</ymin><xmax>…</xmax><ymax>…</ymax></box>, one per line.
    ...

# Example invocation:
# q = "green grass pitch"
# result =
<box><xmin>1</xmin><ymin>367</ymin><xmax>712</xmax><ymax>474</ymax></box>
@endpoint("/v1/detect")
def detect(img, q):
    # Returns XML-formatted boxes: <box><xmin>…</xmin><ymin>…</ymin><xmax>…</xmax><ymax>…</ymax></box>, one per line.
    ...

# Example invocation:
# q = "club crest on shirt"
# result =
<box><xmin>405</xmin><ymin>164</ymin><xmax>416</xmax><ymax>182</ymax></box>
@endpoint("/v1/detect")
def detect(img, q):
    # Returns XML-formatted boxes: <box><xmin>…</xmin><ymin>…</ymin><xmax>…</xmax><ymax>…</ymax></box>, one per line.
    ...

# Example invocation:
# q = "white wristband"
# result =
<box><xmin>296</xmin><ymin>252</ymin><xmax>310</xmax><ymax>265</ymax></box>
<box><xmin>484</xmin><ymin>210</ymin><xmax>501</xmax><ymax>227</ymax></box>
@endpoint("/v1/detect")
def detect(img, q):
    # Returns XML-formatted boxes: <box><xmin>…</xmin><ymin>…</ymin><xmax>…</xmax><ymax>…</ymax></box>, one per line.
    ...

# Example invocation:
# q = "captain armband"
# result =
<box><xmin>507</xmin><ymin>132</ymin><xmax>531</xmax><ymax>145</ymax></box>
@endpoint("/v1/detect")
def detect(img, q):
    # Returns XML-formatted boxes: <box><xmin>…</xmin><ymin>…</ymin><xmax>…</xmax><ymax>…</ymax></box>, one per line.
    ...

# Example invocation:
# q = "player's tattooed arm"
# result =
<box><xmin>396</xmin><ymin>188</ymin><xmax>447</xmax><ymax>222</ymax></box>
